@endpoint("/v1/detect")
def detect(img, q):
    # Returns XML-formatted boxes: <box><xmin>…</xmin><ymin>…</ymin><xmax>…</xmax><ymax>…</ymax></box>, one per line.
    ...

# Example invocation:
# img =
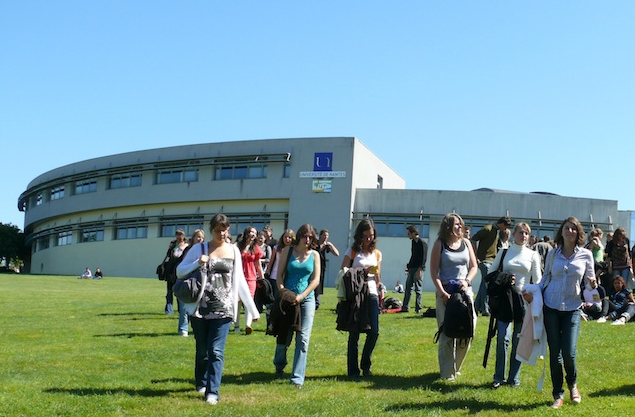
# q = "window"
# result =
<box><xmin>56</xmin><ymin>231</ymin><xmax>73</xmax><ymax>246</ymax></box>
<box><xmin>110</xmin><ymin>173</ymin><xmax>142</xmax><ymax>189</ymax></box>
<box><xmin>51</xmin><ymin>186</ymin><xmax>65</xmax><ymax>200</ymax></box>
<box><xmin>160</xmin><ymin>218</ymin><xmax>204</xmax><ymax>238</ymax></box>
<box><xmin>156</xmin><ymin>168</ymin><xmax>199</xmax><ymax>184</ymax></box>
<box><xmin>75</xmin><ymin>179</ymin><xmax>97</xmax><ymax>195</ymax></box>
<box><xmin>228</xmin><ymin>214</ymin><xmax>271</xmax><ymax>237</ymax></box>
<box><xmin>362</xmin><ymin>215</ymin><xmax>430</xmax><ymax>238</ymax></box>
<box><xmin>36</xmin><ymin>192</ymin><xmax>43</xmax><ymax>206</ymax></box>
<box><xmin>214</xmin><ymin>163</ymin><xmax>267</xmax><ymax>180</ymax></box>
<box><xmin>38</xmin><ymin>236</ymin><xmax>50</xmax><ymax>251</ymax></box>
<box><xmin>284</xmin><ymin>162</ymin><xmax>291</xmax><ymax>178</ymax></box>
<box><xmin>115</xmin><ymin>224</ymin><xmax>148</xmax><ymax>240</ymax></box>
<box><xmin>377</xmin><ymin>175</ymin><xmax>383</xmax><ymax>189</ymax></box>
<box><xmin>80</xmin><ymin>228</ymin><xmax>105</xmax><ymax>243</ymax></box>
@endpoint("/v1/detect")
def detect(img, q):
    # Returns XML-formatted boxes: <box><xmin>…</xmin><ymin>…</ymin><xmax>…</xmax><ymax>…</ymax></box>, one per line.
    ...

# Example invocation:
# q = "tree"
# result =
<box><xmin>0</xmin><ymin>223</ymin><xmax>26</xmax><ymax>271</ymax></box>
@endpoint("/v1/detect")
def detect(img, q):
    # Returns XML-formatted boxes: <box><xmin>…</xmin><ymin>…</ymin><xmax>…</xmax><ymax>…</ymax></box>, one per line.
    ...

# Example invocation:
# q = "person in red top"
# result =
<box><xmin>235</xmin><ymin>226</ymin><xmax>264</xmax><ymax>334</ymax></box>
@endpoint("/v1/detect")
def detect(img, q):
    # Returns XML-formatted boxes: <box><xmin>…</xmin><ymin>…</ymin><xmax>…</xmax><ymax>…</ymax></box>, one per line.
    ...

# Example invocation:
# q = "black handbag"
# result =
<box><xmin>156</xmin><ymin>256</ymin><xmax>170</xmax><ymax>281</ymax></box>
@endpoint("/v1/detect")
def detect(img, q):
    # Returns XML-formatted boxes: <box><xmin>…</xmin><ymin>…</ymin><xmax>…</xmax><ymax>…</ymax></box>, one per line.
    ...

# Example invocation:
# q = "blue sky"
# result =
<box><xmin>2</xmin><ymin>1</ymin><xmax>635</xmax><ymax>231</ymax></box>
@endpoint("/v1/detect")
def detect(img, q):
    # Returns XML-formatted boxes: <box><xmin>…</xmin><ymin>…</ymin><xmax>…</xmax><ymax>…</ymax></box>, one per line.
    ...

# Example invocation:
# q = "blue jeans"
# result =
<box><xmin>190</xmin><ymin>316</ymin><xmax>232</xmax><ymax>400</ymax></box>
<box><xmin>348</xmin><ymin>295</ymin><xmax>380</xmax><ymax>376</ymax></box>
<box><xmin>474</xmin><ymin>262</ymin><xmax>491</xmax><ymax>314</ymax></box>
<box><xmin>494</xmin><ymin>319</ymin><xmax>522</xmax><ymax>385</ymax></box>
<box><xmin>402</xmin><ymin>269</ymin><xmax>422</xmax><ymax>312</ymax></box>
<box><xmin>543</xmin><ymin>306</ymin><xmax>580</xmax><ymax>400</ymax></box>
<box><xmin>273</xmin><ymin>296</ymin><xmax>316</xmax><ymax>386</ymax></box>
<box><xmin>178</xmin><ymin>300</ymin><xmax>189</xmax><ymax>333</ymax></box>
<box><xmin>165</xmin><ymin>281</ymin><xmax>175</xmax><ymax>314</ymax></box>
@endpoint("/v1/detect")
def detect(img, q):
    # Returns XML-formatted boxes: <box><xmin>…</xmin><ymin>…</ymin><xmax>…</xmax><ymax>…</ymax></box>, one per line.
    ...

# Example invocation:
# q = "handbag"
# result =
<box><xmin>156</xmin><ymin>255</ymin><xmax>170</xmax><ymax>281</ymax></box>
<box><xmin>173</xmin><ymin>243</ymin><xmax>208</xmax><ymax>306</ymax></box>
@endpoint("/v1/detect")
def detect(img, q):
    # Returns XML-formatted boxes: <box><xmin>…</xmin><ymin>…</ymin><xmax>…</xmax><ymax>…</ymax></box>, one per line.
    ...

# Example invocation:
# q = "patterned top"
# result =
<box><xmin>199</xmin><ymin>258</ymin><xmax>234</xmax><ymax>320</ymax></box>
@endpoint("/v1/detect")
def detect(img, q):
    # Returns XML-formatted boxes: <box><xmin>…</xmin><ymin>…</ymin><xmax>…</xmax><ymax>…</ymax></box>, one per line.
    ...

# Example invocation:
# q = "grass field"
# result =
<box><xmin>1</xmin><ymin>274</ymin><xmax>634</xmax><ymax>416</ymax></box>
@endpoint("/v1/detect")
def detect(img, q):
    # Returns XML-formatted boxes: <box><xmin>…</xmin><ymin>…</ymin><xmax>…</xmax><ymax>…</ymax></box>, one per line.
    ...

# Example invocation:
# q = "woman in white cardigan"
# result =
<box><xmin>177</xmin><ymin>213</ymin><xmax>259</xmax><ymax>406</ymax></box>
<box><xmin>488</xmin><ymin>222</ymin><xmax>542</xmax><ymax>389</ymax></box>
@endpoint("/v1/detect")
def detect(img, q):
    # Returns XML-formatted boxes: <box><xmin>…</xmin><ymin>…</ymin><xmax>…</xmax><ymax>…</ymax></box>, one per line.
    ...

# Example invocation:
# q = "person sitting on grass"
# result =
<box><xmin>597</xmin><ymin>275</ymin><xmax>635</xmax><ymax>325</ymax></box>
<box><xmin>580</xmin><ymin>276</ymin><xmax>607</xmax><ymax>320</ymax></box>
<box><xmin>78</xmin><ymin>267</ymin><xmax>92</xmax><ymax>279</ymax></box>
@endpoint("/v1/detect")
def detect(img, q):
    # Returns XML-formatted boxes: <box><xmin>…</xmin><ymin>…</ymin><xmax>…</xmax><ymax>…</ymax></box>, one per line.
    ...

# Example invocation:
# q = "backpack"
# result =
<box><xmin>434</xmin><ymin>290</ymin><xmax>474</xmax><ymax>343</ymax></box>
<box><xmin>383</xmin><ymin>297</ymin><xmax>402</xmax><ymax>310</ymax></box>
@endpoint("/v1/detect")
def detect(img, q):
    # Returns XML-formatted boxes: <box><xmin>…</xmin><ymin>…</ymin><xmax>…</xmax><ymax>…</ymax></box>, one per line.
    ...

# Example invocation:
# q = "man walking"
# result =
<box><xmin>401</xmin><ymin>225</ymin><xmax>428</xmax><ymax>313</ymax></box>
<box><xmin>471</xmin><ymin>216</ymin><xmax>512</xmax><ymax>316</ymax></box>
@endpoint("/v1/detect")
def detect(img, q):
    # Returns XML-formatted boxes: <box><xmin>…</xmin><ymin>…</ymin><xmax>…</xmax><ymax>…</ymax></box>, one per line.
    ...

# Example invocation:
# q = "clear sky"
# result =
<box><xmin>2</xmin><ymin>1</ymin><xmax>635</xmax><ymax>231</ymax></box>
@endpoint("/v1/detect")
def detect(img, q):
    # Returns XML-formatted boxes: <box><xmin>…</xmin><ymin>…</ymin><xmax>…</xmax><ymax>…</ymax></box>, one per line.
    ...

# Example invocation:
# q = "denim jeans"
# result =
<box><xmin>348</xmin><ymin>295</ymin><xmax>380</xmax><ymax>376</ymax></box>
<box><xmin>474</xmin><ymin>262</ymin><xmax>491</xmax><ymax>314</ymax></box>
<box><xmin>402</xmin><ymin>269</ymin><xmax>422</xmax><ymax>312</ymax></box>
<box><xmin>543</xmin><ymin>306</ymin><xmax>580</xmax><ymax>400</ymax></box>
<box><xmin>177</xmin><ymin>300</ymin><xmax>189</xmax><ymax>333</ymax></box>
<box><xmin>273</xmin><ymin>296</ymin><xmax>316</xmax><ymax>386</ymax></box>
<box><xmin>493</xmin><ymin>319</ymin><xmax>522</xmax><ymax>385</ymax></box>
<box><xmin>165</xmin><ymin>281</ymin><xmax>175</xmax><ymax>315</ymax></box>
<box><xmin>190</xmin><ymin>316</ymin><xmax>232</xmax><ymax>400</ymax></box>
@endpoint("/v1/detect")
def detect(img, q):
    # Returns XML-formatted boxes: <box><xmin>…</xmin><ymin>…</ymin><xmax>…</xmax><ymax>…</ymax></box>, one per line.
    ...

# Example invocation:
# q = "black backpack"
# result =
<box><xmin>434</xmin><ymin>290</ymin><xmax>474</xmax><ymax>343</ymax></box>
<box><xmin>383</xmin><ymin>297</ymin><xmax>402</xmax><ymax>310</ymax></box>
<box><xmin>486</xmin><ymin>270</ymin><xmax>525</xmax><ymax>323</ymax></box>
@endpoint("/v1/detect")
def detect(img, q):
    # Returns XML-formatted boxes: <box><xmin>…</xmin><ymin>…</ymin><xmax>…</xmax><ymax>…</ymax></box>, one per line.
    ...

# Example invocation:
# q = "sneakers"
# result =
<box><xmin>196</xmin><ymin>386</ymin><xmax>206</xmax><ymax>394</ymax></box>
<box><xmin>491</xmin><ymin>381</ymin><xmax>501</xmax><ymax>389</ymax></box>
<box><xmin>246</xmin><ymin>326</ymin><xmax>253</xmax><ymax>335</ymax></box>
<box><xmin>551</xmin><ymin>398</ymin><xmax>564</xmax><ymax>409</ymax></box>
<box><xmin>205</xmin><ymin>394</ymin><xmax>219</xmax><ymax>405</ymax></box>
<box><xmin>570</xmin><ymin>385</ymin><xmax>581</xmax><ymax>404</ymax></box>
<box><xmin>179</xmin><ymin>330</ymin><xmax>188</xmax><ymax>337</ymax></box>
<box><xmin>612</xmin><ymin>318</ymin><xmax>626</xmax><ymax>325</ymax></box>
<box><xmin>596</xmin><ymin>316</ymin><xmax>607</xmax><ymax>323</ymax></box>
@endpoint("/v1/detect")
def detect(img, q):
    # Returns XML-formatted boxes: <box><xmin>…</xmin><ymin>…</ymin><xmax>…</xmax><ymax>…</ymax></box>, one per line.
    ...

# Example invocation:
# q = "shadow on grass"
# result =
<box><xmin>94</xmin><ymin>332</ymin><xmax>177</xmax><ymax>338</ymax></box>
<box><xmin>44</xmin><ymin>386</ymin><xmax>191</xmax><ymax>397</ymax></box>
<box><xmin>590</xmin><ymin>384</ymin><xmax>635</xmax><ymax>397</ymax></box>
<box><xmin>384</xmin><ymin>398</ymin><xmax>545</xmax><ymax>413</ymax></box>
<box><xmin>97</xmin><ymin>312</ymin><xmax>167</xmax><ymax>317</ymax></box>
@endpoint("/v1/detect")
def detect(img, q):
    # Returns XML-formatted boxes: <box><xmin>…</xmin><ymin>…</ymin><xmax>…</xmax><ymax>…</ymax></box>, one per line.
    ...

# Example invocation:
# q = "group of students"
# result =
<box><xmin>163</xmin><ymin>213</ymin><xmax>619</xmax><ymax>410</ymax></box>
<box><xmin>164</xmin><ymin>215</ymin><xmax>373</xmax><ymax>405</ymax></box>
<box><xmin>77</xmin><ymin>267</ymin><xmax>103</xmax><ymax>279</ymax></box>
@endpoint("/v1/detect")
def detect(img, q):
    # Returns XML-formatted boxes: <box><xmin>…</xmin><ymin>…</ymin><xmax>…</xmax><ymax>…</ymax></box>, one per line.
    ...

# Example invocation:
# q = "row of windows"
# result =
<box><xmin>26</xmin><ymin>163</ymin><xmax>291</xmax><ymax>210</ymax></box>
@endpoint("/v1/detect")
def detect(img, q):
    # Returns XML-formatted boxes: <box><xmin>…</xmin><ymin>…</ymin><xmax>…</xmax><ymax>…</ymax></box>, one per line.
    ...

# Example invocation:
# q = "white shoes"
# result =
<box><xmin>596</xmin><ymin>316</ymin><xmax>607</xmax><ymax>323</ymax></box>
<box><xmin>205</xmin><ymin>394</ymin><xmax>219</xmax><ymax>405</ymax></box>
<box><xmin>179</xmin><ymin>330</ymin><xmax>188</xmax><ymax>337</ymax></box>
<box><xmin>612</xmin><ymin>319</ymin><xmax>626</xmax><ymax>325</ymax></box>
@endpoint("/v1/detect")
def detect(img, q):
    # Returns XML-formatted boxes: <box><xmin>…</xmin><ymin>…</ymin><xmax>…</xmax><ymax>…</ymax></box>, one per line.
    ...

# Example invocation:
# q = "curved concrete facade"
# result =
<box><xmin>19</xmin><ymin>137</ymin><xmax>630</xmax><ymax>291</ymax></box>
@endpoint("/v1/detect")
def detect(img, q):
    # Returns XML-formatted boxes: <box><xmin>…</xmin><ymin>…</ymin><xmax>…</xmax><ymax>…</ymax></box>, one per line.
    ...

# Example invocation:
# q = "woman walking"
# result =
<box><xmin>176</xmin><ymin>214</ymin><xmax>259</xmax><ymax>405</ymax></box>
<box><xmin>489</xmin><ymin>222</ymin><xmax>542</xmax><ymax>388</ymax></box>
<box><xmin>524</xmin><ymin>216</ymin><xmax>595</xmax><ymax>409</ymax></box>
<box><xmin>273</xmin><ymin>224</ymin><xmax>320</xmax><ymax>388</ymax></box>
<box><xmin>236</xmin><ymin>226</ymin><xmax>265</xmax><ymax>334</ymax></box>
<box><xmin>429</xmin><ymin>213</ymin><xmax>478</xmax><ymax>381</ymax></box>
<box><xmin>340</xmin><ymin>219</ymin><xmax>381</xmax><ymax>377</ymax></box>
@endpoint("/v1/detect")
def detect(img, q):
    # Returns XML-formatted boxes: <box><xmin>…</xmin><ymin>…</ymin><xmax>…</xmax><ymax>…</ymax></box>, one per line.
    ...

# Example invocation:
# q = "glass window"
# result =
<box><xmin>214</xmin><ymin>163</ymin><xmax>268</xmax><ymax>180</ymax></box>
<box><xmin>51</xmin><ymin>186</ymin><xmax>65</xmax><ymax>200</ymax></box>
<box><xmin>110</xmin><ymin>173</ymin><xmax>142</xmax><ymax>189</ymax></box>
<box><xmin>81</xmin><ymin>229</ymin><xmax>104</xmax><ymax>243</ymax></box>
<box><xmin>183</xmin><ymin>168</ymin><xmax>198</xmax><ymax>182</ymax></box>
<box><xmin>36</xmin><ymin>193</ymin><xmax>43</xmax><ymax>206</ymax></box>
<box><xmin>157</xmin><ymin>169</ymin><xmax>199</xmax><ymax>184</ymax></box>
<box><xmin>160</xmin><ymin>219</ymin><xmax>204</xmax><ymax>237</ymax></box>
<box><xmin>75</xmin><ymin>179</ymin><xmax>97</xmax><ymax>195</ymax></box>
<box><xmin>115</xmin><ymin>225</ymin><xmax>148</xmax><ymax>240</ymax></box>
<box><xmin>38</xmin><ymin>236</ymin><xmax>50</xmax><ymax>251</ymax></box>
<box><xmin>284</xmin><ymin>162</ymin><xmax>291</xmax><ymax>178</ymax></box>
<box><xmin>56</xmin><ymin>231</ymin><xmax>73</xmax><ymax>246</ymax></box>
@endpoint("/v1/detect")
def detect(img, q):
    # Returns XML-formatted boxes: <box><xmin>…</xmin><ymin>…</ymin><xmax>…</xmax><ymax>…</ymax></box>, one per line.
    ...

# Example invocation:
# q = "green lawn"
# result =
<box><xmin>1</xmin><ymin>274</ymin><xmax>633</xmax><ymax>416</ymax></box>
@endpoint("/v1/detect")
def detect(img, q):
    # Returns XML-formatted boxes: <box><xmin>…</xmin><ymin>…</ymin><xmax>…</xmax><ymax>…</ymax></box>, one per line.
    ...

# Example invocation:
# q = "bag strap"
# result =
<box><xmin>497</xmin><ymin>249</ymin><xmax>509</xmax><ymax>272</ymax></box>
<box><xmin>281</xmin><ymin>246</ymin><xmax>295</xmax><ymax>286</ymax></box>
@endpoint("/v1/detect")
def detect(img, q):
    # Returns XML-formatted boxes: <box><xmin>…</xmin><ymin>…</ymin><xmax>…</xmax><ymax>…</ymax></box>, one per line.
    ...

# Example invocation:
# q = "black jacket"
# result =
<box><xmin>267</xmin><ymin>288</ymin><xmax>301</xmax><ymax>344</ymax></box>
<box><xmin>336</xmin><ymin>268</ymin><xmax>371</xmax><ymax>333</ymax></box>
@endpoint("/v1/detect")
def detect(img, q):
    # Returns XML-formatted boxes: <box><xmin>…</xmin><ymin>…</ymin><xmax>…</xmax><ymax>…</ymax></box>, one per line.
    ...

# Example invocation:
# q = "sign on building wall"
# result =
<box><xmin>312</xmin><ymin>180</ymin><xmax>332</xmax><ymax>193</ymax></box>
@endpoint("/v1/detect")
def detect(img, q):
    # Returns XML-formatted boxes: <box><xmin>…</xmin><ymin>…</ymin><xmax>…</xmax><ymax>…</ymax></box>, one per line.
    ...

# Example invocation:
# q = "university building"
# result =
<box><xmin>18</xmin><ymin>137</ymin><xmax>631</xmax><ymax>291</ymax></box>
